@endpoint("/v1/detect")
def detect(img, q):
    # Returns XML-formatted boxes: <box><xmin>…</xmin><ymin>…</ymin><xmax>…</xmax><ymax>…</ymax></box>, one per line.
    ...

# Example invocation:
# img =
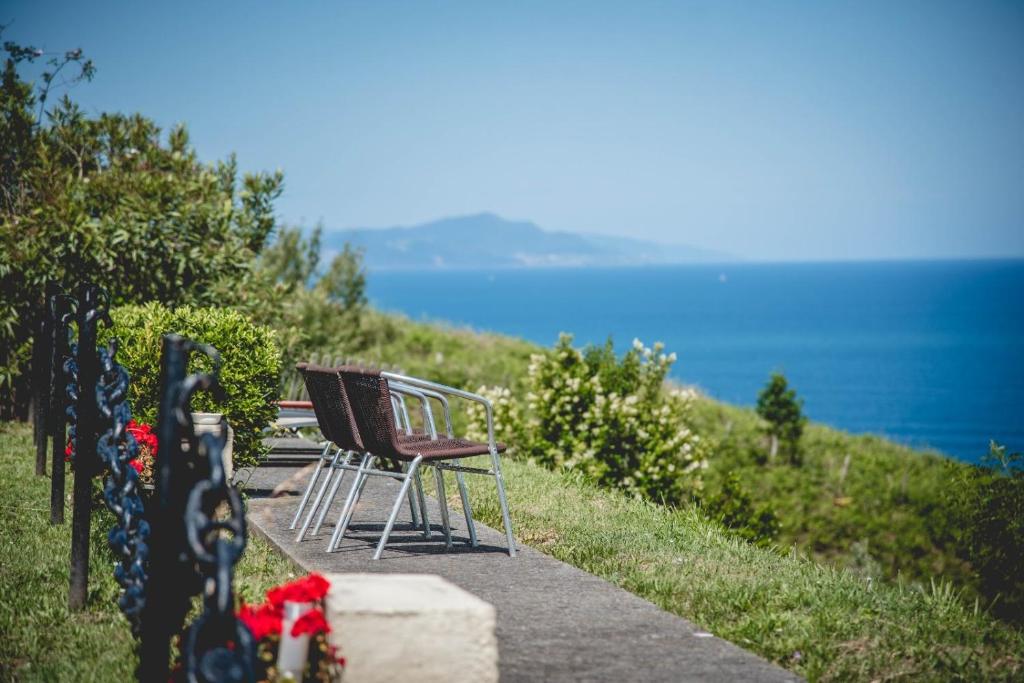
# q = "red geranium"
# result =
<box><xmin>265</xmin><ymin>572</ymin><xmax>331</xmax><ymax>608</ymax></box>
<box><xmin>237</xmin><ymin>601</ymin><xmax>283</xmax><ymax>642</ymax></box>
<box><xmin>290</xmin><ymin>608</ymin><xmax>330</xmax><ymax>637</ymax></box>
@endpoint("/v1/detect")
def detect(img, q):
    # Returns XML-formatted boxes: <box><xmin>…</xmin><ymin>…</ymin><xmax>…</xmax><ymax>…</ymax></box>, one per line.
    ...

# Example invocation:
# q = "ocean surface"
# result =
<box><xmin>366</xmin><ymin>260</ymin><xmax>1024</xmax><ymax>463</ymax></box>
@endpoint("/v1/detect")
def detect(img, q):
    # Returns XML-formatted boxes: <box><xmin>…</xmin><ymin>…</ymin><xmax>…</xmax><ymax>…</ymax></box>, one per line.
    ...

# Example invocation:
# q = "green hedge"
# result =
<box><xmin>100</xmin><ymin>303</ymin><xmax>281</xmax><ymax>469</ymax></box>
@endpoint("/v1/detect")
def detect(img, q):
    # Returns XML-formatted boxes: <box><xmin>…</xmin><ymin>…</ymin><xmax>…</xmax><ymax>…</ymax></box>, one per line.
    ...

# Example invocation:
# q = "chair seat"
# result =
<box><xmin>394</xmin><ymin>437</ymin><xmax>507</xmax><ymax>460</ymax></box>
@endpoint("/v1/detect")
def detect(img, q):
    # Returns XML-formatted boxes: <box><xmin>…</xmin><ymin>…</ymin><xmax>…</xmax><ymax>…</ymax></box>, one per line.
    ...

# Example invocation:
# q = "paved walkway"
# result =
<box><xmin>244</xmin><ymin>464</ymin><xmax>800</xmax><ymax>682</ymax></box>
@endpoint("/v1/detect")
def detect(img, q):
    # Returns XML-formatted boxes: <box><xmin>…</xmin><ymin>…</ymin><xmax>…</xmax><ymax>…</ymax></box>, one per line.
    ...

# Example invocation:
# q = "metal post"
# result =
<box><xmin>139</xmin><ymin>334</ymin><xmax>191</xmax><ymax>682</ymax></box>
<box><xmin>68</xmin><ymin>283</ymin><xmax>101</xmax><ymax>610</ymax></box>
<box><xmin>33</xmin><ymin>285</ymin><xmax>56</xmax><ymax>475</ymax></box>
<box><xmin>49</xmin><ymin>292</ymin><xmax>70</xmax><ymax>525</ymax></box>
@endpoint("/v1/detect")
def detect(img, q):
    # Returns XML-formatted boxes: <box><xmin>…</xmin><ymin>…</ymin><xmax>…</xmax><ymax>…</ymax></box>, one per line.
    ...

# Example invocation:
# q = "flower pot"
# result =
<box><xmin>277</xmin><ymin>601</ymin><xmax>314</xmax><ymax>679</ymax></box>
<box><xmin>190</xmin><ymin>412</ymin><xmax>235</xmax><ymax>480</ymax></box>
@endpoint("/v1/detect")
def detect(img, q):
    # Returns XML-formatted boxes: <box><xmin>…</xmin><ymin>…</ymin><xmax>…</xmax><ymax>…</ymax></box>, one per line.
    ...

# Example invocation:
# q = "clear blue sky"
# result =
<box><xmin>7</xmin><ymin>1</ymin><xmax>1023</xmax><ymax>260</ymax></box>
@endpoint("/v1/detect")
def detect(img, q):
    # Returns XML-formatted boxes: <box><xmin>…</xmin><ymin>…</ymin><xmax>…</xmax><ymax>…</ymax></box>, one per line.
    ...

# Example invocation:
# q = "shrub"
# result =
<box><xmin>946</xmin><ymin>442</ymin><xmax>1024</xmax><ymax>625</ymax></box>
<box><xmin>468</xmin><ymin>334</ymin><xmax>708</xmax><ymax>504</ymax></box>
<box><xmin>701</xmin><ymin>472</ymin><xmax>780</xmax><ymax>546</ymax></box>
<box><xmin>100</xmin><ymin>302</ymin><xmax>281</xmax><ymax>469</ymax></box>
<box><xmin>756</xmin><ymin>372</ymin><xmax>805</xmax><ymax>465</ymax></box>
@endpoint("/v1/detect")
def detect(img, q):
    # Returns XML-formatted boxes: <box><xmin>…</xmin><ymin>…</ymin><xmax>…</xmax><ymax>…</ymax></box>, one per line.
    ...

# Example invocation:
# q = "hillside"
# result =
<box><xmin>323</xmin><ymin>213</ymin><xmax>733</xmax><ymax>269</ymax></box>
<box><xmin>319</xmin><ymin>309</ymin><xmax>1001</xmax><ymax>611</ymax></box>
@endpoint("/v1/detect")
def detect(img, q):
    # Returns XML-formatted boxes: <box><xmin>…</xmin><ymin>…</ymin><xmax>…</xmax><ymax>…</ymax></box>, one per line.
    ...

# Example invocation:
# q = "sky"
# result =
<box><xmin>6</xmin><ymin>1</ymin><xmax>1024</xmax><ymax>261</ymax></box>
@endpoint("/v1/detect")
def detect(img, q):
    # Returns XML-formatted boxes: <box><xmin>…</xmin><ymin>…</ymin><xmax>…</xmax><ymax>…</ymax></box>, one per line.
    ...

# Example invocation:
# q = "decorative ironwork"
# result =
<box><xmin>95</xmin><ymin>339</ymin><xmax>150</xmax><ymax>633</ymax></box>
<box><xmin>140</xmin><ymin>334</ymin><xmax>254</xmax><ymax>683</ymax></box>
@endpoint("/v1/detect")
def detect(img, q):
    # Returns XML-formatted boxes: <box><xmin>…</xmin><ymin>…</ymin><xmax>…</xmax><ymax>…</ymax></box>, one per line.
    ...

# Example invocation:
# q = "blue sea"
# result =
<box><xmin>366</xmin><ymin>260</ymin><xmax>1024</xmax><ymax>463</ymax></box>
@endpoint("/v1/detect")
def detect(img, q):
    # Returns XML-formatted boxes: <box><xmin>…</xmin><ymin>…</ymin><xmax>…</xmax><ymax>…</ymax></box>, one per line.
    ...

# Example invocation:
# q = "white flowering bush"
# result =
<box><xmin>468</xmin><ymin>334</ymin><xmax>708</xmax><ymax>503</ymax></box>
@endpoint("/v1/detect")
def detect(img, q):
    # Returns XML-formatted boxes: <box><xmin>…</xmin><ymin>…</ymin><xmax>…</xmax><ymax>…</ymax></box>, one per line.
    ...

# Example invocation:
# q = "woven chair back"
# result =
<box><xmin>297</xmin><ymin>363</ymin><xmax>364</xmax><ymax>452</ymax></box>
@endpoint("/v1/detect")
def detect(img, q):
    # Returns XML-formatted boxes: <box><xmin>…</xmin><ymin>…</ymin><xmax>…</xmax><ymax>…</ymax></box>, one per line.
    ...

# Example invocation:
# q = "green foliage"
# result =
<box><xmin>467</xmin><ymin>334</ymin><xmax>709</xmax><ymax>504</ymax></box>
<box><xmin>690</xmin><ymin>396</ymin><xmax>980</xmax><ymax>603</ymax></box>
<box><xmin>0</xmin><ymin>36</ymin><xmax>282</xmax><ymax>417</ymax></box>
<box><xmin>100</xmin><ymin>303</ymin><xmax>281</xmax><ymax>469</ymax></box>
<box><xmin>702</xmin><ymin>472</ymin><xmax>781</xmax><ymax>546</ymax></box>
<box><xmin>945</xmin><ymin>442</ymin><xmax>1024</xmax><ymax>625</ymax></box>
<box><xmin>217</xmin><ymin>225</ymin><xmax>367</xmax><ymax>377</ymax></box>
<box><xmin>756</xmin><ymin>372</ymin><xmax>806</xmax><ymax>465</ymax></box>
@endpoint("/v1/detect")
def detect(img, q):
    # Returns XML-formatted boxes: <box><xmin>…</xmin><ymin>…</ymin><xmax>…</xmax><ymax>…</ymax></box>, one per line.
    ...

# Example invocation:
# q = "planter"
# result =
<box><xmin>190</xmin><ymin>412</ymin><xmax>235</xmax><ymax>480</ymax></box>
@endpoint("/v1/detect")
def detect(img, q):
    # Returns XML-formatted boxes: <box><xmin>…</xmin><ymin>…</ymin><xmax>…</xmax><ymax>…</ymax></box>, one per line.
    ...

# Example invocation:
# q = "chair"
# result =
<box><xmin>291</xmin><ymin>364</ymin><xmax>427</xmax><ymax>542</ymax></box>
<box><xmin>329</xmin><ymin>367</ymin><xmax>516</xmax><ymax>560</ymax></box>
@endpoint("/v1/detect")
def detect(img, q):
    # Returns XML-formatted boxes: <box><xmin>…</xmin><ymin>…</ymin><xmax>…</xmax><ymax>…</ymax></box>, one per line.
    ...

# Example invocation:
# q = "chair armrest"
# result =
<box><xmin>382</xmin><ymin>372</ymin><xmax>499</xmax><ymax>451</ymax></box>
<box><xmin>388</xmin><ymin>384</ymin><xmax>440</xmax><ymax>439</ymax></box>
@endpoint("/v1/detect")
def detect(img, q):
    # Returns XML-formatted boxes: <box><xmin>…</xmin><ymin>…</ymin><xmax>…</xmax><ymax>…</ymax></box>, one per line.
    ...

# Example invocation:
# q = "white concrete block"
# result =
<box><xmin>325</xmin><ymin>573</ymin><xmax>498</xmax><ymax>683</ymax></box>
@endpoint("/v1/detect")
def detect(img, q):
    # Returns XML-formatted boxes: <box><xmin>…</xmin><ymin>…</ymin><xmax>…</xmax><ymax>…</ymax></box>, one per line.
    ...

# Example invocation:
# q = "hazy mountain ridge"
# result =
<box><xmin>323</xmin><ymin>213</ymin><xmax>734</xmax><ymax>270</ymax></box>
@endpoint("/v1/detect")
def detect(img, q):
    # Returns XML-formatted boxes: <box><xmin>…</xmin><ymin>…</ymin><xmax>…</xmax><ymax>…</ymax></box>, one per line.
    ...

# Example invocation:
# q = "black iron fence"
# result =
<box><xmin>36</xmin><ymin>283</ymin><xmax>253</xmax><ymax>682</ymax></box>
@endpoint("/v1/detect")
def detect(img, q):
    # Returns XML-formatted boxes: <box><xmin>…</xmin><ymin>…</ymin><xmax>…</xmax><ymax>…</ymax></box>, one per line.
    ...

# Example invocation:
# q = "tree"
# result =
<box><xmin>756</xmin><ymin>372</ymin><xmax>805</xmax><ymax>465</ymax></box>
<box><xmin>215</xmin><ymin>225</ymin><xmax>367</xmax><ymax>374</ymax></box>
<box><xmin>0</xmin><ymin>34</ymin><xmax>282</xmax><ymax>418</ymax></box>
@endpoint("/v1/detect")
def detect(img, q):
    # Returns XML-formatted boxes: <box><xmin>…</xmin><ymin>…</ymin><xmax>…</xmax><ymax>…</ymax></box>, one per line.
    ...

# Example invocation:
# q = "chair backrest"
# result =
<box><xmin>337</xmin><ymin>367</ymin><xmax>402</xmax><ymax>458</ymax></box>
<box><xmin>297</xmin><ymin>363</ymin><xmax>364</xmax><ymax>452</ymax></box>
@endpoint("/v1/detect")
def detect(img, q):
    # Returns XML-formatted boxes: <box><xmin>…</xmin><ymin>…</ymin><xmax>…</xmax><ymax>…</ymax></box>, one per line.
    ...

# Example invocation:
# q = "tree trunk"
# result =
<box><xmin>769</xmin><ymin>433</ymin><xmax>778</xmax><ymax>461</ymax></box>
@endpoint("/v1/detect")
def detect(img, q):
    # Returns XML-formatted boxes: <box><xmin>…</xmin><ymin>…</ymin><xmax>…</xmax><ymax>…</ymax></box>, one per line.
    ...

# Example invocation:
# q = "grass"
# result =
<box><xmin>0</xmin><ymin>422</ymin><xmax>294</xmax><ymax>682</ymax></box>
<box><xmin>456</xmin><ymin>453</ymin><xmax>1024</xmax><ymax>681</ymax></box>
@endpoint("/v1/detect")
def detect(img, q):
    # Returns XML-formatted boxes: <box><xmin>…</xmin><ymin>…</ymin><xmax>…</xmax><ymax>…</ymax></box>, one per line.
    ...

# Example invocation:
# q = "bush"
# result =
<box><xmin>946</xmin><ymin>442</ymin><xmax>1024</xmax><ymax>625</ymax></box>
<box><xmin>468</xmin><ymin>334</ymin><xmax>708</xmax><ymax>504</ymax></box>
<box><xmin>100</xmin><ymin>303</ymin><xmax>281</xmax><ymax>469</ymax></box>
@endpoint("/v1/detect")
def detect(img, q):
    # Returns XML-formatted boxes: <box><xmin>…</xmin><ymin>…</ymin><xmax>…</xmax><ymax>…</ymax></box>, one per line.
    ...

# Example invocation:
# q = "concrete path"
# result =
<box><xmin>244</xmin><ymin>464</ymin><xmax>800</xmax><ymax>683</ymax></box>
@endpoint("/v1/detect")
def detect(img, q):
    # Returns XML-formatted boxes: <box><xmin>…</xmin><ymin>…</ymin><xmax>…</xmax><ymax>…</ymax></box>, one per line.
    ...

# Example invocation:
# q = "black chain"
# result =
<box><xmin>95</xmin><ymin>340</ymin><xmax>151</xmax><ymax>633</ymax></box>
<box><xmin>182</xmin><ymin>424</ymin><xmax>254</xmax><ymax>683</ymax></box>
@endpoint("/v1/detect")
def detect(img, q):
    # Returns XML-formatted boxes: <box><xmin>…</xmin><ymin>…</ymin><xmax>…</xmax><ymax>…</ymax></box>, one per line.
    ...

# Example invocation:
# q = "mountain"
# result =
<box><xmin>322</xmin><ymin>213</ymin><xmax>734</xmax><ymax>270</ymax></box>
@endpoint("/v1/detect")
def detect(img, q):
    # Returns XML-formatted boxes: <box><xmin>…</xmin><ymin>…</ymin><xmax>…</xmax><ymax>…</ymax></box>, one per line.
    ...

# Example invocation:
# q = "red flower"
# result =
<box><xmin>237</xmin><ymin>601</ymin><xmax>282</xmax><ymax>642</ymax></box>
<box><xmin>64</xmin><ymin>440</ymin><xmax>73</xmax><ymax>462</ymax></box>
<box><xmin>290</xmin><ymin>608</ymin><xmax>330</xmax><ymax>637</ymax></box>
<box><xmin>127</xmin><ymin>420</ymin><xmax>158</xmax><ymax>453</ymax></box>
<box><xmin>266</xmin><ymin>573</ymin><xmax>331</xmax><ymax>607</ymax></box>
<box><xmin>129</xmin><ymin>459</ymin><xmax>144</xmax><ymax>473</ymax></box>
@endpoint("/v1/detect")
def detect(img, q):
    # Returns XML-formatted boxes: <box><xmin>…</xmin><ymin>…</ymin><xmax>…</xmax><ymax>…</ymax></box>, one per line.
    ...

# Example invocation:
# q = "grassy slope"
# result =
<box><xmin>457</xmin><ymin>454</ymin><xmax>1023</xmax><ymax>681</ymax></box>
<box><xmin>0</xmin><ymin>423</ymin><xmax>294</xmax><ymax>682</ymax></box>
<box><xmin>690</xmin><ymin>398</ymin><xmax>974</xmax><ymax>592</ymax></box>
<box><xmin>354</xmin><ymin>312</ymin><xmax>976</xmax><ymax>592</ymax></box>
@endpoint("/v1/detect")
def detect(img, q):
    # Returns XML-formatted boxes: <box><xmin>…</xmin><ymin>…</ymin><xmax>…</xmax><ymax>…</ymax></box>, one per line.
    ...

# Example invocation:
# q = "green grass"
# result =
<box><xmin>0</xmin><ymin>422</ymin><xmax>294</xmax><ymax>682</ymax></box>
<box><xmin>690</xmin><ymin>398</ymin><xmax>975</xmax><ymax>594</ymax></box>
<box><xmin>456</xmin><ymin>454</ymin><xmax>1024</xmax><ymax>681</ymax></box>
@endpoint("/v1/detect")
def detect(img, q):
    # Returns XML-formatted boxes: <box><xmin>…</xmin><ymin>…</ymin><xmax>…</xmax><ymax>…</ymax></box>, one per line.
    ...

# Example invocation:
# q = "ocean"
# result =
<box><xmin>366</xmin><ymin>260</ymin><xmax>1024</xmax><ymax>463</ymax></box>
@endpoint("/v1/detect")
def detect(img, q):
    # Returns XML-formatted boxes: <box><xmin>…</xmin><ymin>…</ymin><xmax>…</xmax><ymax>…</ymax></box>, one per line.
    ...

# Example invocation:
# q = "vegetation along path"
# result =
<box><xmin>245</xmin><ymin>463</ymin><xmax>798</xmax><ymax>683</ymax></box>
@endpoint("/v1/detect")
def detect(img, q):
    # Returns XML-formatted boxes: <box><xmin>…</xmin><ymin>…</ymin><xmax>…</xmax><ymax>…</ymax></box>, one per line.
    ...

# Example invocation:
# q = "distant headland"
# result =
<box><xmin>323</xmin><ymin>213</ymin><xmax>736</xmax><ymax>270</ymax></box>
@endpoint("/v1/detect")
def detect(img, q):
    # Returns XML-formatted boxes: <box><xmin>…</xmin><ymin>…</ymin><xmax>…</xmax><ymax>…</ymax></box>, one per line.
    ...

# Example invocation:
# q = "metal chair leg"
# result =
<box><xmin>405</xmin><ymin>462</ymin><xmax>421</xmax><ymax>529</ymax></box>
<box><xmin>490</xmin><ymin>449</ymin><xmax>516</xmax><ymax>557</ymax></box>
<box><xmin>289</xmin><ymin>442</ymin><xmax>332</xmax><ymax>529</ymax></box>
<box><xmin>455</xmin><ymin>470</ymin><xmax>478</xmax><ymax>547</ymax></box>
<box><xmin>327</xmin><ymin>454</ymin><xmax>371</xmax><ymax>551</ymax></box>
<box><xmin>433</xmin><ymin>466</ymin><xmax>453</xmax><ymax>549</ymax></box>
<box><xmin>414</xmin><ymin>469</ymin><xmax>430</xmax><ymax>539</ymax></box>
<box><xmin>310</xmin><ymin>450</ymin><xmax>354</xmax><ymax>536</ymax></box>
<box><xmin>330</xmin><ymin>455</ymin><xmax>377</xmax><ymax>552</ymax></box>
<box><xmin>373</xmin><ymin>457</ymin><xmax>423</xmax><ymax>561</ymax></box>
<box><xmin>296</xmin><ymin>449</ymin><xmax>344</xmax><ymax>541</ymax></box>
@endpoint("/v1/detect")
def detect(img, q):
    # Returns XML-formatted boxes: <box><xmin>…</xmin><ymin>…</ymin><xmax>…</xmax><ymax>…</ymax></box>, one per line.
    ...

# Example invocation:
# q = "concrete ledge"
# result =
<box><xmin>325</xmin><ymin>573</ymin><xmax>498</xmax><ymax>683</ymax></box>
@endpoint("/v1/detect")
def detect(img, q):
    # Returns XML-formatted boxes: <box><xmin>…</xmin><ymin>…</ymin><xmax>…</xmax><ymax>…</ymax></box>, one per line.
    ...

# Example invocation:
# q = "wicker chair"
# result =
<box><xmin>291</xmin><ymin>364</ymin><xmax>427</xmax><ymax>543</ymax></box>
<box><xmin>329</xmin><ymin>367</ymin><xmax>516</xmax><ymax>560</ymax></box>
